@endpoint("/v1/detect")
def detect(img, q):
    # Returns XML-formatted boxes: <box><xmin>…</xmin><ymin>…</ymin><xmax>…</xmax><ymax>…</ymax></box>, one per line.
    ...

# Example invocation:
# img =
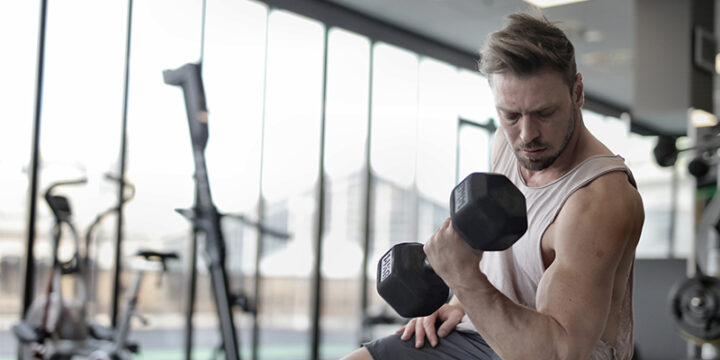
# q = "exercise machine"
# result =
<box><xmin>655</xmin><ymin>125</ymin><xmax>720</xmax><ymax>359</ymax></box>
<box><xmin>14</xmin><ymin>178</ymin><xmax>90</xmax><ymax>359</ymax></box>
<box><xmin>163</xmin><ymin>61</ymin><xmax>292</xmax><ymax>360</ymax></box>
<box><xmin>13</xmin><ymin>176</ymin><xmax>174</xmax><ymax>359</ymax></box>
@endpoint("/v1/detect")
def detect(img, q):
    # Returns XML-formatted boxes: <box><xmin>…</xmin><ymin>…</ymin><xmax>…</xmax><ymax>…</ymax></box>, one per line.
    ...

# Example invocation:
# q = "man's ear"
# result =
<box><xmin>573</xmin><ymin>73</ymin><xmax>584</xmax><ymax>107</ymax></box>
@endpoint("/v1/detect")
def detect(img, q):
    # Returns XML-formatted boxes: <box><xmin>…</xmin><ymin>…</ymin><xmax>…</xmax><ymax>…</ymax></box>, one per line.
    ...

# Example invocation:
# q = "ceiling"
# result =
<box><xmin>326</xmin><ymin>0</ymin><xmax>719</xmax><ymax>136</ymax></box>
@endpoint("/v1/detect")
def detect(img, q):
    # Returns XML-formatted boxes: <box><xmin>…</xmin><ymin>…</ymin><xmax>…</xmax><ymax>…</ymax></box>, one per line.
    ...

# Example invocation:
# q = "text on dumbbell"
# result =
<box><xmin>380</xmin><ymin>252</ymin><xmax>393</xmax><ymax>282</ymax></box>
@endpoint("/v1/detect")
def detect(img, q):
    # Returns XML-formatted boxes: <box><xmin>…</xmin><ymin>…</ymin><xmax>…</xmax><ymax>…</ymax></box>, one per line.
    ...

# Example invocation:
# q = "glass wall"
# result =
<box><xmin>366</xmin><ymin>44</ymin><xmax>420</xmax><ymax>320</ymax></box>
<box><xmin>257</xmin><ymin>9</ymin><xmax>324</xmax><ymax>359</ymax></box>
<box><xmin>319</xmin><ymin>28</ymin><xmax>370</xmax><ymax>358</ymax></box>
<box><xmin>123</xmin><ymin>0</ymin><xmax>201</xmax><ymax>356</ymax></box>
<box><xmin>191</xmin><ymin>0</ymin><xmax>269</xmax><ymax>357</ymax></box>
<box><xmin>0</xmin><ymin>1</ymin><xmax>40</xmax><ymax>357</ymax></box>
<box><xmin>1</xmin><ymin>0</ymin><xmax>129</xmax><ymax>358</ymax></box>
<box><xmin>0</xmin><ymin>1</ymin><xmax>700</xmax><ymax>360</ymax></box>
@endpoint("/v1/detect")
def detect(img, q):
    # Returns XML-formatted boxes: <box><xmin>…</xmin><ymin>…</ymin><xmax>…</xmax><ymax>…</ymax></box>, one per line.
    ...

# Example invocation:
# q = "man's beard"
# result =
<box><xmin>514</xmin><ymin>111</ymin><xmax>576</xmax><ymax>171</ymax></box>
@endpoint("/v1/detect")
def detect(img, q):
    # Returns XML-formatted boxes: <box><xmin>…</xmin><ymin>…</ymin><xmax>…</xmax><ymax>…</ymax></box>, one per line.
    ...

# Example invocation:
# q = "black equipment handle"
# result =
<box><xmin>162</xmin><ymin>63</ymin><xmax>209</xmax><ymax>152</ymax></box>
<box><xmin>163</xmin><ymin>62</ymin><xmax>241</xmax><ymax>360</ymax></box>
<box><xmin>44</xmin><ymin>178</ymin><xmax>87</xmax><ymax>222</ymax></box>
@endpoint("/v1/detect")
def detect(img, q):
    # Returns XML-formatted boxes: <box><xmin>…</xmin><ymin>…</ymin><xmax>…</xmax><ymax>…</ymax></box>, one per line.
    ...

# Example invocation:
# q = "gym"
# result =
<box><xmin>0</xmin><ymin>0</ymin><xmax>715</xmax><ymax>359</ymax></box>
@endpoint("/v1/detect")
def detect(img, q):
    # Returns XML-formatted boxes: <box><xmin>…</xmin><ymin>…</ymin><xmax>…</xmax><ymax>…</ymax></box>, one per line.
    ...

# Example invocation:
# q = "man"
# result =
<box><xmin>342</xmin><ymin>12</ymin><xmax>644</xmax><ymax>360</ymax></box>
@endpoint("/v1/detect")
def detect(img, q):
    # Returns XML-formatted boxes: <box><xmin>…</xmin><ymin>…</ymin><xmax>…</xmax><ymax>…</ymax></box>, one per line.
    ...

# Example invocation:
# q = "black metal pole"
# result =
<box><xmin>251</xmin><ymin>199</ymin><xmax>263</xmax><ymax>360</ymax></box>
<box><xmin>20</xmin><ymin>0</ymin><xmax>49</xmax><ymax>321</ymax></box>
<box><xmin>184</xmin><ymin>227</ymin><xmax>198</xmax><ymax>360</ymax></box>
<box><xmin>668</xmin><ymin>164</ymin><xmax>678</xmax><ymax>258</ymax></box>
<box><xmin>456</xmin><ymin>118</ymin><xmax>497</xmax><ymax>180</ymax></box>
<box><xmin>184</xmin><ymin>1</ymin><xmax>207</xmax><ymax>356</ymax></box>
<box><xmin>111</xmin><ymin>0</ymin><xmax>134</xmax><ymax>328</ymax></box>
<box><xmin>359</xmin><ymin>42</ymin><xmax>375</xmax><ymax>344</ymax></box>
<box><xmin>309</xmin><ymin>25</ymin><xmax>330</xmax><ymax>360</ymax></box>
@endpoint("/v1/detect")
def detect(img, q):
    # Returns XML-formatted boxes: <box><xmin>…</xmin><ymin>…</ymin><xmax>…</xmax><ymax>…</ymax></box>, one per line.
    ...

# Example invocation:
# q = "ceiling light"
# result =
<box><xmin>523</xmin><ymin>0</ymin><xmax>589</xmax><ymax>8</ymax></box>
<box><xmin>689</xmin><ymin>108</ymin><xmax>718</xmax><ymax>128</ymax></box>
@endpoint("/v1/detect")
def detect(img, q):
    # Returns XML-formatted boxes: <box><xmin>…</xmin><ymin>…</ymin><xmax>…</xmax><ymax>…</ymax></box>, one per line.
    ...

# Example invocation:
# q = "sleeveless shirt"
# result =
<box><xmin>455</xmin><ymin>138</ymin><xmax>636</xmax><ymax>360</ymax></box>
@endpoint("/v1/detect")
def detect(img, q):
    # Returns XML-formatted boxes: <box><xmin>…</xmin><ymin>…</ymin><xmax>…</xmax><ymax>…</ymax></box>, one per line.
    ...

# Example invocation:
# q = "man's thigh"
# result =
<box><xmin>363</xmin><ymin>330</ymin><xmax>500</xmax><ymax>360</ymax></box>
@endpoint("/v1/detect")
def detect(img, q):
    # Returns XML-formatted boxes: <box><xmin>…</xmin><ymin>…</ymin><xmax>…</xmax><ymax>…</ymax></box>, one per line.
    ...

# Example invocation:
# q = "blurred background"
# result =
<box><xmin>0</xmin><ymin>0</ymin><xmax>714</xmax><ymax>359</ymax></box>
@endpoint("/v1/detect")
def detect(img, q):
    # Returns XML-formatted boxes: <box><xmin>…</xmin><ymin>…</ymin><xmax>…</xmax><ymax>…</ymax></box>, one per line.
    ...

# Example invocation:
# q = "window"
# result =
<box><xmin>258</xmin><ymin>9</ymin><xmax>325</xmax><ymax>358</ymax></box>
<box><xmin>320</xmin><ymin>28</ymin><xmax>371</xmax><ymax>358</ymax></box>
<box><xmin>368</xmin><ymin>44</ymin><xmax>419</xmax><ymax>300</ymax></box>
<box><xmin>0</xmin><ymin>1</ymin><xmax>39</xmax><ymax>356</ymax></box>
<box><xmin>1</xmin><ymin>2</ymin><xmax>698</xmax><ymax>359</ymax></box>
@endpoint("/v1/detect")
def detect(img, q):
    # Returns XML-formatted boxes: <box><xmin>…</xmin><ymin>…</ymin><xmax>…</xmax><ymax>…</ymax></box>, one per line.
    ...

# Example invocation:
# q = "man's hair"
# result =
<box><xmin>479</xmin><ymin>13</ymin><xmax>577</xmax><ymax>89</ymax></box>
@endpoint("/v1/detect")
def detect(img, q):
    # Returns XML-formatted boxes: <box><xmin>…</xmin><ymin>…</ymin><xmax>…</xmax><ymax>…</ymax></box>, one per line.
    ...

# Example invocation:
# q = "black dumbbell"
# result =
<box><xmin>376</xmin><ymin>172</ymin><xmax>527</xmax><ymax>318</ymax></box>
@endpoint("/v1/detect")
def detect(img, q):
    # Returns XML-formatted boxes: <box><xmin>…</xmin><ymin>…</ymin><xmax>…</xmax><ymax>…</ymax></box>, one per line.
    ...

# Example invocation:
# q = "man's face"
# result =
<box><xmin>490</xmin><ymin>69</ymin><xmax>581</xmax><ymax>171</ymax></box>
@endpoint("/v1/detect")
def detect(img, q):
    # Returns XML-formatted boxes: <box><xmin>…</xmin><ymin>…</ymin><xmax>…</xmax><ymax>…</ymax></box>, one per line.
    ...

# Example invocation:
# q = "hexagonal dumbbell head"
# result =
<box><xmin>376</xmin><ymin>243</ymin><xmax>449</xmax><ymax>318</ymax></box>
<box><xmin>450</xmin><ymin>173</ymin><xmax>527</xmax><ymax>251</ymax></box>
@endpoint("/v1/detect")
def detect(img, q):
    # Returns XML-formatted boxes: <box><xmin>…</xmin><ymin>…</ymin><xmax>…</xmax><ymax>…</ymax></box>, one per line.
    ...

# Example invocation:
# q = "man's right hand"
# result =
<box><xmin>395</xmin><ymin>303</ymin><xmax>465</xmax><ymax>348</ymax></box>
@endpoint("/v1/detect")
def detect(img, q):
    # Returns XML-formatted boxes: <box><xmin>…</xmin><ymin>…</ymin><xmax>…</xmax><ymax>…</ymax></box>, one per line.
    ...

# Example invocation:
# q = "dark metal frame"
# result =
<box><xmin>359</xmin><ymin>42</ymin><xmax>376</xmax><ymax>347</ymax></box>
<box><xmin>455</xmin><ymin>118</ymin><xmax>496</xmax><ymax>183</ymax></box>
<box><xmin>309</xmin><ymin>25</ymin><xmax>331</xmax><ymax>360</ymax></box>
<box><xmin>111</xmin><ymin>0</ymin><xmax>134</xmax><ymax>329</ymax></box>
<box><xmin>20</xmin><ymin>0</ymin><xmax>49</xmax><ymax>321</ymax></box>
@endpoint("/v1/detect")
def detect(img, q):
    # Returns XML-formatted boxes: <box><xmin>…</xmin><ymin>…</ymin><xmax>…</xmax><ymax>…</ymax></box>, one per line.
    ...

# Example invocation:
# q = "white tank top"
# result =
<box><xmin>455</xmin><ymin>139</ymin><xmax>636</xmax><ymax>360</ymax></box>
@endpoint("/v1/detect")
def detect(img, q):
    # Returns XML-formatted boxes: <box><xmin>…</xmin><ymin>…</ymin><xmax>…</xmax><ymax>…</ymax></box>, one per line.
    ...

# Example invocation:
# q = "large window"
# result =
<box><xmin>367</xmin><ymin>44</ymin><xmax>420</xmax><ymax>317</ymax></box>
<box><xmin>0</xmin><ymin>1</ymin><xmax>39</xmax><ymax>357</ymax></box>
<box><xmin>258</xmin><ymin>9</ymin><xmax>325</xmax><ymax>359</ymax></box>
<box><xmin>319</xmin><ymin>28</ymin><xmax>370</xmax><ymax>358</ymax></box>
<box><xmin>194</xmin><ymin>0</ymin><xmax>270</xmax><ymax>357</ymax></box>
<box><xmin>0</xmin><ymin>1</ymin><xmax>699</xmax><ymax>359</ymax></box>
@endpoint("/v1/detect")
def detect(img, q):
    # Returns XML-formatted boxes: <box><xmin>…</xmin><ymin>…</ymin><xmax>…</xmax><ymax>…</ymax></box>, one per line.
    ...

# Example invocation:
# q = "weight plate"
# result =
<box><xmin>669</xmin><ymin>275</ymin><xmax>720</xmax><ymax>344</ymax></box>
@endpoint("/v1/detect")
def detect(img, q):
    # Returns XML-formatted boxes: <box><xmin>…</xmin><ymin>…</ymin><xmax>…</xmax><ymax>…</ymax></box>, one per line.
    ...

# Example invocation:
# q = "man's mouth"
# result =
<box><xmin>521</xmin><ymin>147</ymin><xmax>546</xmax><ymax>158</ymax></box>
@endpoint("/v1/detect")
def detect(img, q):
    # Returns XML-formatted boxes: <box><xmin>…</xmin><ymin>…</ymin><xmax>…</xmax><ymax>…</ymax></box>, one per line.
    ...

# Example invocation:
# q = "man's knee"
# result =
<box><xmin>340</xmin><ymin>346</ymin><xmax>373</xmax><ymax>360</ymax></box>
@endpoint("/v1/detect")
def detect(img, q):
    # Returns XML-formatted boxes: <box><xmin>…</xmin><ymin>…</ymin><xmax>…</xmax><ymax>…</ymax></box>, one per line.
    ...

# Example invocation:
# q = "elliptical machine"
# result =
<box><xmin>13</xmin><ymin>178</ymin><xmax>92</xmax><ymax>359</ymax></box>
<box><xmin>13</xmin><ymin>175</ymin><xmax>173</xmax><ymax>360</ymax></box>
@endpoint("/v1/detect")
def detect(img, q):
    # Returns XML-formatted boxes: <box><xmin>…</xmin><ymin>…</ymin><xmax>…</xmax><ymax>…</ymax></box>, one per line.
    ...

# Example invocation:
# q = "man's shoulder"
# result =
<box><xmin>561</xmin><ymin>170</ymin><xmax>644</xmax><ymax>231</ymax></box>
<box><xmin>545</xmin><ymin>170</ymin><xmax>643</xmax><ymax>264</ymax></box>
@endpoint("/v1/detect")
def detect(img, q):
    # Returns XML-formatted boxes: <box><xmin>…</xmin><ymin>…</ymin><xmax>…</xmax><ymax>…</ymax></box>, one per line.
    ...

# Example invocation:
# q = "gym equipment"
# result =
<box><xmin>164</xmin><ymin>62</ymin><xmax>241</xmax><ymax>360</ymax></box>
<box><xmin>14</xmin><ymin>179</ymin><xmax>90</xmax><ymax>359</ymax></box>
<box><xmin>653</xmin><ymin>135</ymin><xmax>680</xmax><ymax>168</ymax></box>
<box><xmin>664</xmin><ymin>125</ymin><xmax>720</xmax><ymax>358</ymax></box>
<box><xmin>377</xmin><ymin>172</ymin><xmax>527</xmax><ymax>318</ymax></box>
<box><xmin>688</xmin><ymin>157</ymin><xmax>711</xmax><ymax>179</ymax></box>
<box><xmin>653</xmin><ymin>133</ymin><xmax>720</xmax><ymax>181</ymax></box>
<box><xmin>669</xmin><ymin>274</ymin><xmax>720</xmax><ymax>345</ymax></box>
<box><xmin>105</xmin><ymin>249</ymin><xmax>178</xmax><ymax>359</ymax></box>
<box><xmin>13</xmin><ymin>176</ymin><xmax>168</xmax><ymax>360</ymax></box>
<box><xmin>164</xmin><ymin>61</ymin><xmax>291</xmax><ymax>360</ymax></box>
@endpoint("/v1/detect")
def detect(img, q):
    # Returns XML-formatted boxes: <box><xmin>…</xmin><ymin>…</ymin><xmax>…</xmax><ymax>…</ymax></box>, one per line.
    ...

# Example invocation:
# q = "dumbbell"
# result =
<box><xmin>376</xmin><ymin>172</ymin><xmax>527</xmax><ymax>318</ymax></box>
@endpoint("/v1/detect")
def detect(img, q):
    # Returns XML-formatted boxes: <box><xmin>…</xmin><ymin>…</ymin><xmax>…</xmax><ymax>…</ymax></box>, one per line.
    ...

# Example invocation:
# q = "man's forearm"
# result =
<box><xmin>452</xmin><ymin>274</ymin><xmax>572</xmax><ymax>360</ymax></box>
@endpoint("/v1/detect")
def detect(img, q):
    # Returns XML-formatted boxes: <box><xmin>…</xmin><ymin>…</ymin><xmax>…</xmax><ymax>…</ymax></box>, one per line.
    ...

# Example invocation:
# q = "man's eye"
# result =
<box><xmin>539</xmin><ymin>110</ymin><xmax>554</xmax><ymax>117</ymax></box>
<box><xmin>505</xmin><ymin>113</ymin><xmax>519</xmax><ymax>121</ymax></box>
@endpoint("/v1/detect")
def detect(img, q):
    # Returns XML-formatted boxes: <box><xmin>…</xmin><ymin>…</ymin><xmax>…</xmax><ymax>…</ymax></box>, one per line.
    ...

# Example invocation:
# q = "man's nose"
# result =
<box><xmin>519</xmin><ymin>117</ymin><xmax>540</xmax><ymax>144</ymax></box>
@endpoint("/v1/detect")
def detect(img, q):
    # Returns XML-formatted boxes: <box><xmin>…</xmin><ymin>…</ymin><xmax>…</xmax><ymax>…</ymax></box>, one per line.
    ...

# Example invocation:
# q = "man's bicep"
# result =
<box><xmin>535</xmin><ymin>180</ymin><xmax>636</xmax><ymax>353</ymax></box>
<box><xmin>535</xmin><ymin>254</ymin><xmax>615</xmax><ymax>353</ymax></box>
